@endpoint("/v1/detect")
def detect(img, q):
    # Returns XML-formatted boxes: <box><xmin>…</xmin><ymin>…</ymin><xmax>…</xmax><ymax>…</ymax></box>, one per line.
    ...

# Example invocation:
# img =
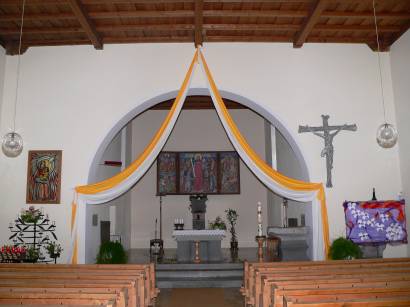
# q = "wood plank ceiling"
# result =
<box><xmin>0</xmin><ymin>0</ymin><xmax>409</xmax><ymax>55</ymax></box>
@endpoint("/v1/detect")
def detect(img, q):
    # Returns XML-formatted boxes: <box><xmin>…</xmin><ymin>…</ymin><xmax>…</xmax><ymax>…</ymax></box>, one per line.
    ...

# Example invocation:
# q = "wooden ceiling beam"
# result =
<box><xmin>2</xmin><ymin>0</ymin><xmax>406</xmax><ymax>4</ymax></box>
<box><xmin>0</xmin><ymin>13</ymin><xmax>77</xmax><ymax>21</ymax></box>
<box><xmin>0</xmin><ymin>27</ymin><xmax>83</xmax><ymax>35</ymax></box>
<box><xmin>321</xmin><ymin>11</ymin><xmax>410</xmax><ymax>19</ymax></box>
<box><xmin>205</xmin><ymin>35</ymin><xmax>374</xmax><ymax>44</ymax></box>
<box><xmin>2</xmin><ymin>10</ymin><xmax>409</xmax><ymax>22</ymax></box>
<box><xmin>294</xmin><ymin>0</ymin><xmax>328</xmax><ymax>48</ymax></box>
<box><xmin>0</xmin><ymin>24</ymin><xmax>402</xmax><ymax>36</ymax></box>
<box><xmin>67</xmin><ymin>0</ymin><xmax>102</xmax><ymax>49</ymax></box>
<box><xmin>195</xmin><ymin>0</ymin><xmax>204</xmax><ymax>47</ymax></box>
<box><xmin>382</xmin><ymin>20</ymin><xmax>410</xmax><ymax>49</ymax></box>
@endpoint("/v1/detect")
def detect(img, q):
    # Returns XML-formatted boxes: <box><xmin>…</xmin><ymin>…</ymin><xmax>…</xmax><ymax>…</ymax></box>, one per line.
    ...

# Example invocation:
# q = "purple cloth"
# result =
<box><xmin>344</xmin><ymin>200</ymin><xmax>407</xmax><ymax>245</ymax></box>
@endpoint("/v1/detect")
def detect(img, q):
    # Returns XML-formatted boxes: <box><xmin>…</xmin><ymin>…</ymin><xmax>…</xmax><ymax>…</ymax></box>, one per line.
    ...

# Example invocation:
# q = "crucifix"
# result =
<box><xmin>299</xmin><ymin>115</ymin><xmax>357</xmax><ymax>188</ymax></box>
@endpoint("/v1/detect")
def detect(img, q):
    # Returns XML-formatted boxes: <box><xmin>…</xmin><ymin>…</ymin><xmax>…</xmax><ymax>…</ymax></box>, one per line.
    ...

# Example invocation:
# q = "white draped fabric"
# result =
<box><xmin>68</xmin><ymin>49</ymin><xmax>329</xmax><ymax>264</ymax></box>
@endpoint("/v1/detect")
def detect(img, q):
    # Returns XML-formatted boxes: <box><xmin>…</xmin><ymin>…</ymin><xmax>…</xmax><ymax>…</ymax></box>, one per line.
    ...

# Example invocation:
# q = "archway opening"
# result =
<box><xmin>84</xmin><ymin>90</ymin><xmax>316</xmax><ymax>264</ymax></box>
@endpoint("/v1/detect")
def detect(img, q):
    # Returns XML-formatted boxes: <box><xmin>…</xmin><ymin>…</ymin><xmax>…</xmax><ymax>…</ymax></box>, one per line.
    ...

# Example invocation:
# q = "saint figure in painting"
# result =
<box><xmin>29</xmin><ymin>156</ymin><xmax>59</xmax><ymax>202</ymax></box>
<box><xmin>193</xmin><ymin>154</ymin><xmax>203</xmax><ymax>192</ymax></box>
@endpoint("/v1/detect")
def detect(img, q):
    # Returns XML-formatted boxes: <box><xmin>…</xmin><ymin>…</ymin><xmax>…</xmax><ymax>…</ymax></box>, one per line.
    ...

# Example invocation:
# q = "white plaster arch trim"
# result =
<box><xmin>88</xmin><ymin>88</ymin><xmax>311</xmax><ymax>183</ymax></box>
<box><xmin>82</xmin><ymin>88</ymin><xmax>319</xmax><ymax>262</ymax></box>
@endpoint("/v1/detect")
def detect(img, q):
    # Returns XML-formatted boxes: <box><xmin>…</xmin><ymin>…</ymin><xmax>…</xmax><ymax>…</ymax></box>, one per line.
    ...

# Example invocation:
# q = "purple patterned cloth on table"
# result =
<box><xmin>344</xmin><ymin>200</ymin><xmax>407</xmax><ymax>245</ymax></box>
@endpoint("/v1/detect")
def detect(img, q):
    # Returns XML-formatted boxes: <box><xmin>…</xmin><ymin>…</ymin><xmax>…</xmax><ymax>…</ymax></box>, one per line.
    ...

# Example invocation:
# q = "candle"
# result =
<box><xmin>257</xmin><ymin>202</ymin><xmax>263</xmax><ymax>236</ymax></box>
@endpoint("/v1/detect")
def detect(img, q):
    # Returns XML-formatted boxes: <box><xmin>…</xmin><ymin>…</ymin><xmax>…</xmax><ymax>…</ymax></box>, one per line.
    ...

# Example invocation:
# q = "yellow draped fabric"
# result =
<box><xmin>71</xmin><ymin>48</ymin><xmax>330</xmax><ymax>263</ymax></box>
<box><xmin>199</xmin><ymin>51</ymin><xmax>330</xmax><ymax>256</ymax></box>
<box><xmin>75</xmin><ymin>50</ymin><xmax>199</xmax><ymax>195</ymax></box>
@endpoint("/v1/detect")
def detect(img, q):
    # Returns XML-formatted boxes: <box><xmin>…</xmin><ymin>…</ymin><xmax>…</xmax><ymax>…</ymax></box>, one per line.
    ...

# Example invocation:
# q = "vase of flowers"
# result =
<box><xmin>20</xmin><ymin>206</ymin><xmax>41</xmax><ymax>224</ymax></box>
<box><xmin>225</xmin><ymin>209</ymin><xmax>239</xmax><ymax>250</ymax></box>
<box><xmin>208</xmin><ymin>216</ymin><xmax>227</xmax><ymax>230</ymax></box>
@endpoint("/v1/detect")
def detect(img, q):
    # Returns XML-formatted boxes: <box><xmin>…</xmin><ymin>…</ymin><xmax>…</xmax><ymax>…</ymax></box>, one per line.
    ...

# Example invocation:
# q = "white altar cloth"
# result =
<box><xmin>172</xmin><ymin>229</ymin><xmax>226</xmax><ymax>241</ymax></box>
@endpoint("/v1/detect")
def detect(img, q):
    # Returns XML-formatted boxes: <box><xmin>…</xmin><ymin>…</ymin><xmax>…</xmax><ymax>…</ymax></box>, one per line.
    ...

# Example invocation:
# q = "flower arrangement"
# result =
<box><xmin>20</xmin><ymin>206</ymin><xmax>41</xmax><ymax>223</ymax></box>
<box><xmin>0</xmin><ymin>245</ymin><xmax>27</xmax><ymax>263</ymax></box>
<box><xmin>208</xmin><ymin>216</ymin><xmax>227</xmax><ymax>230</ymax></box>
<box><xmin>45</xmin><ymin>241</ymin><xmax>62</xmax><ymax>258</ymax></box>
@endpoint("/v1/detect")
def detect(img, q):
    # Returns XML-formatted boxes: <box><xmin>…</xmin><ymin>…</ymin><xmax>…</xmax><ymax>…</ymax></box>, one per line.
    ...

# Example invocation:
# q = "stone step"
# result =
<box><xmin>157</xmin><ymin>277</ymin><xmax>242</xmax><ymax>289</ymax></box>
<box><xmin>156</xmin><ymin>263</ymin><xmax>243</xmax><ymax>270</ymax></box>
<box><xmin>157</xmin><ymin>269</ymin><xmax>243</xmax><ymax>279</ymax></box>
<box><xmin>156</xmin><ymin>262</ymin><xmax>243</xmax><ymax>288</ymax></box>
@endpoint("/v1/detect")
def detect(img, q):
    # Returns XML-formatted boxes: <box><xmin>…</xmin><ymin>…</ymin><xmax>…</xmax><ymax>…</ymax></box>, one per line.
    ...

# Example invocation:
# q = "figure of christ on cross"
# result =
<box><xmin>299</xmin><ymin>115</ymin><xmax>357</xmax><ymax>188</ymax></box>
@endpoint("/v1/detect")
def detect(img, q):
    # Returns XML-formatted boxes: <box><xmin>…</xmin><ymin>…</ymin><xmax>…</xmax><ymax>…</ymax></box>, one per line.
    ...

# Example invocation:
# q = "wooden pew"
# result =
<box><xmin>0</xmin><ymin>263</ymin><xmax>158</xmax><ymax>306</ymax></box>
<box><xmin>257</xmin><ymin>267</ymin><xmax>410</xmax><ymax>307</ymax></box>
<box><xmin>243</xmin><ymin>257</ymin><xmax>410</xmax><ymax>305</ymax></box>
<box><xmin>0</xmin><ymin>263</ymin><xmax>158</xmax><ymax>307</ymax></box>
<box><xmin>242</xmin><ymin>258</ymin><xmax>410</xmax><ymax>307</ymax></box>
<box><xmin>0</xmin><ymin>272</ymin><xmax>140</xmax><ymax>306</ymax></box>
<box><xmin>283</xmin><ymin>291</ymin><xmax>410</xmax><ymax>306</ymax></box>
<box><xmin>267</xmin><ymin>279</ymin><xmax>410</xmax><ymax>307</ymax></box>
<box><xmin>0</xmin><ymin>291</ymin><xmax>122</xmax><ymax>306</ymax></box>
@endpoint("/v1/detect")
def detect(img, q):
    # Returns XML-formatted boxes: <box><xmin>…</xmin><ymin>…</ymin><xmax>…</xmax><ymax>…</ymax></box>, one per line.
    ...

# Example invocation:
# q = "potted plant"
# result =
<box><xmin>46</xmin><ymin>241</ymin><xmax>62</xmax><ymax>263</ymax></box>
<box><xmin>329</xmin><ymin>237</ymin><xmax>363</xmax><ymax>260</ymax></box>
<box><xmin>25</xmin><ymin>246</ymin><xmax>40</xmax><ymax>263</ymax></box>
<box><xmin>208</xmin><ymin>216</ymin><xmax>227</xmax><ymax>230</ymax></box>
<box><xmin>20</xmin><ymin>206</ymin><xmax>42</xmax><ymax>224</ymax></box>
<box><xmin>96</xmin><ymin>241</ymin><xmax>127</xmax><ymax>264</ymax></box>
<box><xmin>225</xmin><ymin>208</ymin><xmax>239</xmax><ymax>250</ymax></box>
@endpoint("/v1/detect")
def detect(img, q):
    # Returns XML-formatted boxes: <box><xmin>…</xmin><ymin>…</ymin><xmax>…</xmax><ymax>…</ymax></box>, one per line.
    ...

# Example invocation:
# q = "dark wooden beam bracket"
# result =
<box><xmin>195</xmin><ymin>0</ymin><xmax>204</xmax><ymax>47</ymax></box>
<box><xmin>294</xmin><ymin>0</ymin><xmax>328</xmax><ymax>48</ymax></box>
<box><xmin>67</xmin><ymin>0</ymin><xmax>103</xmax><ymax>50</ymax></box>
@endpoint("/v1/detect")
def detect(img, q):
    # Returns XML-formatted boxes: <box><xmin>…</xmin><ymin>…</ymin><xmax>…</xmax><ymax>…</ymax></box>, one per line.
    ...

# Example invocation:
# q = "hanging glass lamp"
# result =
<box><xmin>2</xmin><ymin>132</ymin><xmax>23</xmax><ymax>157</ymax></box>
<box><xmin>2</xmin><ymin>0</ymin><xmax>26</xmax><ymax>158</ymax></box>
<box><xmin>376</xmin><ymin>123</ymin><xmax>398</xmax><ymax>149</ymax></box>
<box><xmin>371</xmin><ymin>0</ymin><xmax>398</xmax><ymax>149</ymax></box>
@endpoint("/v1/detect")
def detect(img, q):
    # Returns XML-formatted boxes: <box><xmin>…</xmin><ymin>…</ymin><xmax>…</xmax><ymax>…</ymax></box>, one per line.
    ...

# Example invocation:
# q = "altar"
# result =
<box><xmin>172</xmin><ymin>229</ymin><xmax>226</xmax><ymax>263</ymax></box>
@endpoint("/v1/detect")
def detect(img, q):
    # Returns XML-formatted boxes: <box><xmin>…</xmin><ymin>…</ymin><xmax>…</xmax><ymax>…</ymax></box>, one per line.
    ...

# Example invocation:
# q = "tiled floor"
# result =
<box><xmin>155</xmin><ymin>288</ymin><xmax>244</xmax><ymax>307</ymax></box>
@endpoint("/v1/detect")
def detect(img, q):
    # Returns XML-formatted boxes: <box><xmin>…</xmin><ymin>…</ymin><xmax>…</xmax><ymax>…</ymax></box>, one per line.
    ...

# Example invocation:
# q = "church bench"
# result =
<box><xmin>254</xmin><ymin>268</ymin><xmax>410</xmax><ymax>307</ymax></box>
<box><xmin>0</xmin><ymin>272</ymin><xmax>141</xmax><ymax>307</ymax></box>
<box><xmin>263</xmin><ymin>279</ymin><xmax>410</xmax><ymax>307</ymax></box>
<box><xmin>255</xmin><ymin>267</ymin><xmax>410</xmax><ymax>307</ymax></box>
<box><xmin>283</xmin><ymin>291</ymin><xmax>410</xmax><ymax>307</ymax></box>
<box><xmin>0</xmin><ymin>292</ymin><xmax>123</xmax><ymax>307</ymax></box>
<box><xmin>270</xmin><ymin>284</ymin><xmax>410</xmax><ymax>307</ymax></box>
<box><xmin>242</xmin><ymin>258</ymin><xmax>410</xmax><ymax>307</ymax></box>
<box><xmin>242</xmin><ymin>258</ymin><xmax>410</xmax><ymax>302</ymax></box>
<box><xmin>0</xmin><ymin>263</ymin><xmax>158</xmax><ymax>306</ymax></box>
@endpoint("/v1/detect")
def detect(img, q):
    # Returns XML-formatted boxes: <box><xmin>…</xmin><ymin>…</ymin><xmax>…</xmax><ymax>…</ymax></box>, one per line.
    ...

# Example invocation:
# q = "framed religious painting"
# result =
<box><xmin>219</xmin><ymin>151</ymin><xmax>240</xmax><ymax>194</ymax></box>
<box><xmin>179</xmin><ymin>152</ymin><xmax>218</xmax><ymax>194</ymax></box>
<box><xmin>157</xmin><ymin>152</ymin><xmax>178</xmax><ymax>195</ymax></box>
<box><xmin>26</xmin><ymin>150</ymin><xmax>62</xmax><ymax>204</ymax></box>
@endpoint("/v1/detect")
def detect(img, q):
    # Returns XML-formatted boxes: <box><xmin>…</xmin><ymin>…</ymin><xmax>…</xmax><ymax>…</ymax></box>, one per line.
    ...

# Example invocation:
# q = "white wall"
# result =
<box><xmin>85</xmin><ymin>131</ymin><xmax>122</xmax><ymax>263</ymax></box>
<box><xmin>0</xmin><ymin>46</ymin><xmax>6</xmax><ymax>126</ymax></box>
<box><xmin>391</xmin><ymin>30</ymin><xmax>410</xmax><ymax>257</ymax></box>
<box><xmin>130</xmin><ymin>109</ymin><xmax>268</xmax><ymax>248</ymax></box>
<box><xmin>113</xmin><ymin>124</ymin><xmax>132</xmax><ymax>251</ymax></box>
<box><xmin>0</xmin><ymin>42</ymin><xmax>406</xmax><ymax>262</ymax></box>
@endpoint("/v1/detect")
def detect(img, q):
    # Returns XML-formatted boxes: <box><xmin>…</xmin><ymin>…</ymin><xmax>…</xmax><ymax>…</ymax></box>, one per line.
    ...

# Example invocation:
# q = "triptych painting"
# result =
<box><xmin>157</xmin><ymin>151</ymin><xmax>240</xmax><ymax>195</ymax></box>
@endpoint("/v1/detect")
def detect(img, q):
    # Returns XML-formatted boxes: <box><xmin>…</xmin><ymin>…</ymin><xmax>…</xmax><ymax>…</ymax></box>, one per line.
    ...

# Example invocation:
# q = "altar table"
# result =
<box><xmin>172</xmin><ymin>229</ymin><xmax>226</xmax><ymax>263</ymax></box>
